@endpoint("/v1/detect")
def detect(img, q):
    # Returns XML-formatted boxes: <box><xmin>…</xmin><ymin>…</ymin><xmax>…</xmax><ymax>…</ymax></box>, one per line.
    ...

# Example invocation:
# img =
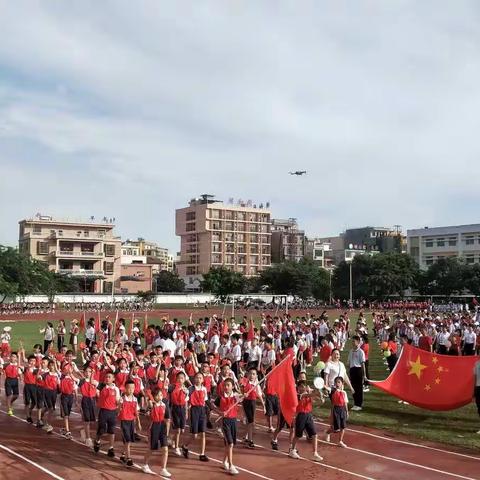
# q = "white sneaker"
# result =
<box><xmin>476</xmin><ymin>430</ymin><xmax>480</xmax><ymax>435</ymax></box>
<box><xmin>141</xmin><ymin>464</ymin><xmax>155</xmax><ymax>475</ymax></box>
<box><xmin>338</xmin><ymin>441</ymin><xmax>347</xmax><ymax>448</ymax></box>
<box><xmin>85</xmin><ymin>438</ymin><xmax>93</xmax><ymax>448</ymax></box>
<box><xmin>223</xmin><ymin>460</ymin><xmax>229</xmax><ymax>471</ymax></box>
<box><xmin>288</xmin><ymin>449</ymin><xmax>300</xmax><ymax>459</ymax></box>
<box><xmin>312</xmin><ymin>453</ymin><xmax>323</xmax><ymax>462</ymax></box>
<box><xmin>363</xmin><ymin>387</ymin><xmax>370</xmax><ymax>392</ymax></box>
<box><xmin>351</xmin><ymin>406</ymin><xmax>362</xmax><ymax>411</ymax></box>
<box><xmin>325</xmin><ymin>433</ymin><xmax>331</xmax><ymax>442</ymax></box>
<box><xmin>229</xmin><ymin>466</ymin><xmax>239</xmax><ymax>475</ymax></box>
<box><xmin>160</xmin><ymin>469</ymin><xmax>172</xmax><ymax>478</ymax></box>
<box><xmin>174</xmin><ymin>447</ymin><xmax>182</xmax><ymax>456</ymax></box>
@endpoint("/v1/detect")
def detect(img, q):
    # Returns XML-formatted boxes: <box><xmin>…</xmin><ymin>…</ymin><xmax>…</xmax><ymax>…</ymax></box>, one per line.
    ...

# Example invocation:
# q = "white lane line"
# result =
<box><xmin>0</xmin><ymin>442</ymin><xmax>66</xmax><ymax>480</ymax></box>
<box><xmin>254</xmin><ymin>406</ymin><xmax>480</xmax><ymax>461</ymax></box>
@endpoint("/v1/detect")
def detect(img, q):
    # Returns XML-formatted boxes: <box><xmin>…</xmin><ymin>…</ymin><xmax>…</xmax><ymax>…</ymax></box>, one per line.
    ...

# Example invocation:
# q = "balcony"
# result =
<box><xmin>57</xmin><ymin>269</ymin><xmax>105</xmax><ymax>278</ymax></box>
<box><xmin>53</xmin><ymin>250</ymin><xmax>104</xmax><ymax>258</ymax></box>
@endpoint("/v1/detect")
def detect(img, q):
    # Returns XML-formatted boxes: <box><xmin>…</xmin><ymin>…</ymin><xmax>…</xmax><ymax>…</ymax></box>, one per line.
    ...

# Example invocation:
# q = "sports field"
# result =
<box><xmin>0</xmin><ymin>307</ymin><xmax>479</xmax><ymax>480</ymax></box>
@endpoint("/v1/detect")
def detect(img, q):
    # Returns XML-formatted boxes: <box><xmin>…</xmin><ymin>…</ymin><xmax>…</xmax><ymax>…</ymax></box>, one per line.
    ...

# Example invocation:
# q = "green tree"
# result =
<box><xmin>201</xmin><ymin>267</ymin><xmax>246</xmax><ymax>297</ymax></box>
<box><xmin>418</xmin><ymin>257</ymin><xmax>465</xmax><ymax>296</ymax></box>
<box><xmin>154</xmin><ymin>270</ymin><xmax>185</xmax><ymax>292</ymax></box>
<box><xmin>259</xmin><ymin>258</ymin><xmax>330</xmax><ymax>299</ymax></box>
<box><xmin>462</xmin><ymin>263</ymin><xmax>480</xmax><ymax>297</ymax></box>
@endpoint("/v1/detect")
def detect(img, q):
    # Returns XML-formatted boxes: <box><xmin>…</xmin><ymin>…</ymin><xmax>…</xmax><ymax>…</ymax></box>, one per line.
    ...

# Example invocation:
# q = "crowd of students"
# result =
<box><xmin>0</xmin><ymin>308</ymin><xmax>478</xmax><ymax>476</ymax></box>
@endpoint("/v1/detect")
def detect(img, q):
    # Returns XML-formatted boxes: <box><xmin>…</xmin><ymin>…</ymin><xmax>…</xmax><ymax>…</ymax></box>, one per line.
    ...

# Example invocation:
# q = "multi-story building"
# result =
<box><xmin>119</xmin><ymin>264</ymin><xmax>153</xmax><ymax>294</ymax></box>
<box><xmin>407</xmin><ymin>224</ymin><xmax>480</xmax><ymax>269</ymax></box>
<box><xmin>305</xmin><ymin>238</ymin><xmax>334</xmax><ymax>269</ymax></box>
<box><xmin>121</xmin><ymin>238</ymin><xmax>172</xmax><ymax>272</ymax></box>
<box><xmin>175</xmin><ymin>195</ymin><xmax>272</xmax><ymax>288</ymax></box>
<box><xmin>343</xmin><ymin>226</ymin><xmax>403</xmax><ymax>254</ymax></box>
<box><xmin>18</xmin><ymin>215</ymin><xmax>121</xmax><ymax>293</ymax></box>
<box><xmin>270</xmin><ymin>218</ymin><xmax>305</xmax><ymax>263</ymax></box>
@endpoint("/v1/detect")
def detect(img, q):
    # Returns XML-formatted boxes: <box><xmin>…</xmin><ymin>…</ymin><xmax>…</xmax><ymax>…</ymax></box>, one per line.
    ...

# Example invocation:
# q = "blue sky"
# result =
<box><xmin>1</xmin><ymin>1</ymin><xmax>480</xmax><ymax>253</ymax></box>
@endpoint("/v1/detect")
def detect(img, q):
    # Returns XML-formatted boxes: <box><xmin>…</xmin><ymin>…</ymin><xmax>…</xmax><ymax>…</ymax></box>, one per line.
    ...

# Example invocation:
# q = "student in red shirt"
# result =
<box><xmin>288</xmin><ymin>380</ymin><xmax>323</xmax><ymax>463</ymax></box>
<box><xmin>35</xmin><ymin>357</ymin><xmax>49</xmax><ymax>428</ymax></box>
<box><xmin>23</xmin><ymin>354</ymin><xmax>38</xmax><ymax>423</ymax></box>
<box><xmin>79</xmin><ymin>366</ymin><xmax>98</xmax><ymax>447</ymax></box>
<box><xmin>182</xmin><ymin>372</ymin><xmax>209</xmax><ymax>461</ymax></box>
<box><xmin>3</xmin><ymin>351</ymin><xmax>22</xmax><ymax>416</ymax></box>
<box><xmin>59</xmin><ymin>371</ymin><xmax>77</xmax><ymax>438</ymax></box>
<box><xmin>119</xmin><ymin>380</ymin><xmax>141</xmax><ymax>468</ymax></box>
<box><xmin>213</xmin><ymin>377</ymin><xmax>242</xmax><ymax>475</ymax></box>
<box><xmin>94</xmin><ymin>371</ymin><xmax>120</xmax><ymax>457</ymax></box>
<box><xmin>169</xmin><ymin>371</ymin><xmax>189</xmax><ymax>457</ymax></box>
<box><xmin>142</xmin><ymin>388</ymin><xmax>171</xmax><ymax>477</ymax></box>
<box><xmin>325</xmin><ymin>376</ymin><xmax>348</xmax><ymax>447</ymax></box>
<box><xmin>42</xmin><ymin>360</ymin><xmax>60</xmax><ymax>433</ymax></box>
<box><xmin>240</xmin><ymin>367</ymin><xmax>265</xmax><ymax>448</ymax></box>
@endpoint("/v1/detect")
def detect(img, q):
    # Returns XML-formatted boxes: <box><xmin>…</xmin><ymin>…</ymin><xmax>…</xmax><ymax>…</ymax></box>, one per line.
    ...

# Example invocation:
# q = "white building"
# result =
<box><xmin>407</xmin><ymin>224</ymin><xmax>480</xmax><ymax>269</ymax></box>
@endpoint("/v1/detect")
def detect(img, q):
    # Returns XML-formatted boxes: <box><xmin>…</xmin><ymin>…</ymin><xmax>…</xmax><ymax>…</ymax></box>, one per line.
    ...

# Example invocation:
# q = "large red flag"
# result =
<box><xmin>247</xmin><ymin>317</ymin><xmax>255</xmax><ymax>342</ymax></box>
<box><xmin>221</xmin><ymin>318</ymin><xmax>229</xmax><ymax>337</ymax></box>
<box><xmin>267</xmin><ymin>355</ymin><xmax>298</xmax><ymax>425</ymax></box>
<box><xmin>371</xmin><ymin>343</ymin><xmax>479</xmax><ymax>410</ymax></box>
<box><xmin>79</xmin><ymin>311</ymin><xmax>86</xmax><ymax>332</ymax></box>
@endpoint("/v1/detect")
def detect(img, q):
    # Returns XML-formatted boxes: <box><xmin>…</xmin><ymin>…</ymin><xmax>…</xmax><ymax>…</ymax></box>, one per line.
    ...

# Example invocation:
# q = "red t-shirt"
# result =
<box><xmin>296</xmin><ymin>395</ymin><xmax>313</xmax><ymax>413</ymax></box>
<box><xmin>150</xmin><ymin>402</ymin><xmax>168</xmax><ymax>423</ymax></box>
<box><xmin>98</xmin><ymin>384</ymin><xmax>119</xmax><ymax>410</ymax></box>
<box><xmin>320</xmin><ymin>345</ymin><xmax>333</xmax><ymax>363</ymax></box>
<box><xmin>360</xmin><ymin>343</ymin><xmax>369</xmax><ymax>361</ymax></box>
<box><xmin>118</xmin><ymin>396</ymin><xmax>138</xmax><ymax>421</ymax></box>
<box><xmin>418</xmin><ymin>336</ymin><xmax>432</xmax><ymax>352</ymax></box>
<box><xmin>24</xmin><ymin>368</ymin><xmax>36</xmax><ymax>385</ymax></box>
<box><xmin>80</xmin><ymin>380</ymin><xmax>97</xmax><ymax>398</ymax></box>
<box><xmin>241</xmin><ymin>378</ymin><xmax>259</xmax><ymax>400</ymax></box>
<box><xmin>388</xmin><ymin>340</ymin><xmax>398</xmax><ymax>355</ymax></box>
<box><xmin>60</xmin><ymin>376</ymin><xmax>75</xmax><ymax>395</ymax></box>
<box><xmin>44</xmin><ymin>372</ymin><xmax>59</xmax><ymax>391</ymax></box>
<box><xmin>189</xmin><ymin>386</ymin><xmax>207</xmax><ymax>406</ymax></box>
<box><xmin>4</xmin><ymin>364</ymin><xmax>20</xmax><ymax>379</ymax></box>
<box><xmin>217</xmin><ymin>393</ymin><xmax>238</xmax><ymax>419</ymax></box>
<box><xmin>170</xmin><ymin>385</ymin><xmax>188</xmax><ymax>406</ymax></box>
<box><xmin>331</xmin><ymin>389</ymin><xmax>347</xmax><ymax>407</ymax></box>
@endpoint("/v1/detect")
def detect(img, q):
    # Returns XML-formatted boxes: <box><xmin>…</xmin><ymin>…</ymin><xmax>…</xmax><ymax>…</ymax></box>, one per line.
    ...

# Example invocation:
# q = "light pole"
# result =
<box><xmin>349</xmin><ymin>261</ymin><xmax>353</xmax><ymax>303</ymax></box>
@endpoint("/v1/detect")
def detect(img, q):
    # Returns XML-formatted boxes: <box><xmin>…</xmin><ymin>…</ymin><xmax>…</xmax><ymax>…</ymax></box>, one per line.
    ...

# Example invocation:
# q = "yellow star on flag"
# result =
<box><xmin>432</xmin><ymin>356</ymin><xmax>438</xmax><ymax>365</ymax></box>
<box><xmin>435</xmin><ymin>378</ymin><xmax>441</xmax><ymax>385</ymax></box>
<box><xmin>437</xmin><ymin>366</ymin><xmax>444</xmax><ymax>373</ymax></box>
<box><xmin>424</xmin><ymin>384</ymin><xmax>431</xmax><ymax>391</ymax></box>
<box><xmin>408</xmin><ymin>356</ymin><xmax>428</xmax><ymax>380</ymax></box>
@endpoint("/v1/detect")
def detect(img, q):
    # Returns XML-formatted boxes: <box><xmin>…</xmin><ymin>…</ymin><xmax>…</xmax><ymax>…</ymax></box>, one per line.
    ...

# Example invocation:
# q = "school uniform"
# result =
<box><xmin>59</xmin><ymin>376</ymin><xmax>76</xmax><ymax>417</ymax></box>
<box><xmin>118</xmin><ymin>395</ymin><xmax>139</xmax><ymax>443</ymax></box>
<box><xmin>35</xmin><ymin>369</ymin><xmax>48</xmax><ymax>409</ymax></box>
<box><xmin>4</xmin><ymin>364</ymin><xmax>20</xmax><ymax>397</ymax></box>
<box><xmin>43</xmin><ymin>372</ymin><xmax>59</xmax><ymax>409</ymax></box>
<box><xmin>79</xmin><ymin>379</ymin><xmax>97</xmax><ymax>422</ymax></box>
<box><xmin>214</xmin><ymin>392</ymin><xmax>239</xmax><ymax>445</ymax></box>
<box><xmin>97</xmin><ymin>384</ymin><xmax>120</xmax><ymax>435</ymax></box>
<box><xmin>23</xmin><ymin>367</ymin><xmax>37</xmax><ymax>408</ymax></box>
<box><xmin>264</xmin><ymin>378</ymin><xmax>279</xmax><ymax>417</ymax></box>
<box><xmin>169</xmin><ymin>384</ymin><xmax>188</xmax><ymax>430</ymax></box>
<box><xmin>331</xmin><ymin>388</ymin><xmax>348</xmax><ymax>431</ymax></box>
<box><xmin>188</xmin><ymin>385</ymin><xmax>208</xmax><ymax>434</ymax></box>
<box><xmin>294</xmin><ymin>395</ymin><xmax>316</xmax><ymax>439</ymax></box>
<box><xmin>149</xmin><ymin>401</ymin><xmax>170</xmax><ymax>450</ymax></box>
<box><xmin>240</xmin><ymin>378</ymin><xmax>261</xmax><ymax>424</ymax></box>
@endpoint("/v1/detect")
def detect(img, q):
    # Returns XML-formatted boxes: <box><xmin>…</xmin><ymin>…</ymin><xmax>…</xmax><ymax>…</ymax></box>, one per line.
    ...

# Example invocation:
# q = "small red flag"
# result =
<box><xmin>247</xmin><ymin>317</ymin><xmax>255</xmax><ymax>342</ymax></box>
<box><xmin>267</xmin><ymin>355</ymin><xmax>298</xmax><ymax>425</ymax></box>
<box><xmin>143</xmin><ymin>313</ymin><xmax>148</xmax><ymax>337</ymax></box>
<box><xmin>79</xmin><ymin>311</ymin><xmax>86</xmax><ymax>332</ymax></box>
<box><xmin>94</xmin><ymin>312</ymin><xmax>101</xmax><ymax>334</ymax></box>
<box><xmin>128</xmin><ymin>313</ymin><xmax>134</xmax><ymax>338</ymax></box>
<box><xmin>473</xmin><ymin>297</ymin><xmax>479</xmax><ymax>306</ymax></box>
<box><xmin>221</xmin><ymin>318</ymin><xmax>229</xmax><ymax>337</ymax></box>
<box><xmin>206</xmin><ymin>317</ymin><xmax>215</xmax><ymax>341</ymax></box>
<box><xmin>114</xmin><ymin>310</ymin><xmax>119</xmax><ymax>336</ymax></box>
<box><xmin>371</xmin><ymin>343</ymin><xmax>479</xmax><ymax>410</ymax></box>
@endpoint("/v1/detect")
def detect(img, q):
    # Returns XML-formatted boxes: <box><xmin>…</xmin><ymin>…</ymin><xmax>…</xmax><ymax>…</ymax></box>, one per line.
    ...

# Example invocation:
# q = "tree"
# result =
<box><xmin>418</xmin><ymin>257</ymin><xmax>466</xmax><ymax>296</ymax></box>
<box><xmin>154</xmin><ymin>270</ymin><xmax>185</xmax><ymax>293</ymax></box>
<box><xmin>201</xmin><ymin>267</ymin><xmax>246</xmax><ymax>298</ymax></box>
<box><xmin>259</xmin><ymin>259</ymin><xmax>330</xmax><ymax>300</ymax></box>
<box><xmin>137</xmin><ymin>290</ymin><xmax>156</xmax><ymax>302</ymax></box>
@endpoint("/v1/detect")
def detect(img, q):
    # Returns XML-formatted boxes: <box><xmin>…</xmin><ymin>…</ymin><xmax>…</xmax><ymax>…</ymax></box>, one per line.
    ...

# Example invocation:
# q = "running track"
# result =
<box><xmin>0</xmin><ymin>385</ymin><xmax>478</xmax><ymax>480</ymax></box>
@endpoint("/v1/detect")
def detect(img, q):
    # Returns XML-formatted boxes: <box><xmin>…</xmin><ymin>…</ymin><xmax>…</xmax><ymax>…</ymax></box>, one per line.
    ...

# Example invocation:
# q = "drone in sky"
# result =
<box><xmin>289</xmin><ymin>170</ymin><xmax>307</xmax><ymax>176</ymax></box>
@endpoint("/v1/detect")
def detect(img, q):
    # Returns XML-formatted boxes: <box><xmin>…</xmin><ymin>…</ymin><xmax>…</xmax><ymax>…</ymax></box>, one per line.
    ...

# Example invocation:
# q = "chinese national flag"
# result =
<box><xmin>371</xmin><ymin>343</ymin><xmax>479</xmax><ymax>410</ymax></box>
<box><xmin>247</xmin><ymin>317</ymin><xmax>255</xmax><ymax>342</ymax></box>
<box><xmin>267</xmin><ymin>355</ymin><xmax>298</xmax><ymax>425</ymax></box>
<box><xmin>94</xmin><ymin>312</ymin><xmax>101</xmax><ymax>334</ymax></box>
<box><xmin>222</xmin><ymin>318</ymin><xmax>229</xmax><ymax>337</ymax></box>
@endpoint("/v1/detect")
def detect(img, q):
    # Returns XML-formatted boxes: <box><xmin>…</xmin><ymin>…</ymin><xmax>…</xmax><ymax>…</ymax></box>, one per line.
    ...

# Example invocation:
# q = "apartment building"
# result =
<box><xmin>343</xmin><ymin>226</ymin><xmax>403</xmax><ymax>253</ymax></box>
<box><xmin>305</xmin><ymin>238</ymin><xmax>334</xmax><ymax>269</ymax></box>
<box><xmin>175</xmin><ymin>195</ymin><xmax>272</xmax><ymax>287</ymax></box>
<box><xmin>271</xmin><ymin>218</ymin><xmax>305</xmax><ymax>263</ymax></box>
<box><xmin>407</xmin><ymin>224</ymin><xmax>480</xmax><ymax>269</ymax></box>
<box><xmin>121</xmin><ymin>238</ymin><xmax>172</xmax><ymax>272</ymax></box>
<box><xmin>18</xmin><ymin>215</ymin><xmax>121</xmax><ymax>293</ymax></box>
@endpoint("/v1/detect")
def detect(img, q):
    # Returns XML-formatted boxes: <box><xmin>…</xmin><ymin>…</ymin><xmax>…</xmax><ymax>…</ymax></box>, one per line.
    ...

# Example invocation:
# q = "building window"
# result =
<box><xmin>103</xmin><ymin>281</ymin><xmax>113</xmax><ymax>294</ymax></box>
<box><xmin>186</xmin><ymin>223</ymin><xmax>196</xmax><ymax>232</ymax></box>
<box><xmin>436</xmin><ymin>238</ymin><xmax>445</xmax><ymax>247</ymax></box>
<box><xmin>37</xmin><ymin>241</ymin><xmax>49</xmax><ymax>255</ymax></box>
<box><xmin>425</xmin><ymin>239</ymin><xmax>433</xmax><ymax>248</ymax></box>
<box><xmin>104</xmin><ymin>261</ymin><xmax>114</xmax><ymax>274</ymax></box>
<box><xmin>186</xmin><ymin>266</ymin><xmax>197</xmax><ymax>275</ymax></box>
<box><xmin>33</xmin><ymin>225</ymin><xmax>42</xmax><ymax>234</ymax></box>
<box><xmin>465</xmin><ymin>237</ymin><xmax>475</xmax><ymax>245</ymax></box>
<box><xmin>448</xmin><ymin>238</ymin><xmax>457</xmax><ymax>247</ymax></box>
<box><xmin>209</xmin><ymin>210</ymin><xmax>219</xmax><ymax>219</ymax></box>
<box><xmin>104</xmin><ymin>244</ymin><xmax>115</xmax><ymax>256</ymax></box>
<box><xmin>98</xmin><ymin>230</ymin><xmax>106</xmax><ymax>238</ymax></box>
<box><xmin>186</xmin><ymin>212</ymin><xmax>196</xmax><ymax>221</ymax></box>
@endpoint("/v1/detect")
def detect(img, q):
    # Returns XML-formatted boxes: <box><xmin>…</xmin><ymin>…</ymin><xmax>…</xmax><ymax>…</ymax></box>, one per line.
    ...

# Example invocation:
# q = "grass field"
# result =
<box><xmin>1</xmin><ymin>313</ymin><xmax>479</xmax><ymax>451</ymax></box>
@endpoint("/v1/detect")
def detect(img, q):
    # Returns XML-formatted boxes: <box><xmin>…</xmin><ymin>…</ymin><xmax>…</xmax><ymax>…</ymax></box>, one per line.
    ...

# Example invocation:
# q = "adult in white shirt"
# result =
<box><xmin>162</xmin><ymin>335</ymin><xmax>176</xmax><ymax>358</ymax></box>
<box><xmin>208</xmin><ymin>333</ymin><xmax>220</xmax><ymax>355</ymax></box>
<box><xmin>463</xmin><ymin>326</ymin><xmax>477</xmax><ymax>356</ymax></box>
<box><xmin>247</xmin><ymin>338</ymin><xmax>262</xmax><ymax>370</ymax></box>
<box><xmin>324</xmin><ymin>349</ymin><xmax>354</xmax><ymax>393</ymax></box>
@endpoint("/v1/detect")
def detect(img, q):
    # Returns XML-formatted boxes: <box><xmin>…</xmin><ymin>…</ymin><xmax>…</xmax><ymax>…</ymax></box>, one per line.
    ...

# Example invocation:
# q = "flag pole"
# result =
<box><xmin>214</xmin><ymin>353</ymin><xmax>293</xmax><ymax>422</ymax></box>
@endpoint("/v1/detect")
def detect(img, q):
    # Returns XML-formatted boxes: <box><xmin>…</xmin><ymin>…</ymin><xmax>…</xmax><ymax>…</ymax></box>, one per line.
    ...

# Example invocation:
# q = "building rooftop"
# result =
<box><xmin>20</xmin><ymin>214</ymin><xmax>116</xmax><ymax>227</ymax></box>
<box><xmin>407</xmin><ymin>224</ymin><xmax>480</xmax><ymax>236</ymax></box>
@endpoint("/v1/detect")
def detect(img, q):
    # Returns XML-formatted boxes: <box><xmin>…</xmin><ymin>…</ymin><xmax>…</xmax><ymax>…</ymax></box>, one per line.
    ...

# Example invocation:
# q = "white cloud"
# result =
<box><xmin>1</xmin><ymin>1</ymin><xmax>480</xmax><ymax>252</ymax></box>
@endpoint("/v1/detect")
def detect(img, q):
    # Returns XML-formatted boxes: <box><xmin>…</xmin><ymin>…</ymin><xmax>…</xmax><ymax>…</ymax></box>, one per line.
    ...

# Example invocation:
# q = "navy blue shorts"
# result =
<box><xmin>222</xmin><ymin>417</ymin><xmax>237</xmax><ymax>445</ymax></box>
<box><xmin>81</xmin><ymin>397</ymin><xmax>96</xmax><ymax>422</ymax></box>
<box><xmin>295</xmin><ymin>412</ymin><xmax>316</xmax><ymax>438</ymax></box>
<box><xmin>265</xmin><ymin>394</ymin><xmax>279</xmax><ymax>417</ymax></box>
<box><xmin>5</xmin><ymin>378</ymin><xmax>19</xmax><ymax>397</ymax></box>
<box><xmin>60</xmin><ymin>394</ymin><xmax>74</xmax><ymax>417</ymax></box>
<box><xmin>243</xmin><ymin>399</ymin><xmax>256</xmax><ymax>424</ymax></box>
<box><xmin>150</xmin><ymin>421</ymin><xmax>168</xmax><ymax>450</ymax></box>
<box><xmin>190</xmin><ymin>405</ymin><xmax>206</xmax><ymax>434</ymax></box>
<box><xmin>44</xmin><ymin>389</ymin><xmax>57</xmax><ymax>410</ymax></box>
<box><xmin>24</xmin><ymin>384</ymin><xmax>37</xmax><ymax>408</ymax></box>
<box><xmin>121</xmin><ymin>419</ymin><xmax>135</xmax><ymax>443</ymax></box>
<box><xmin>36</xmin><ymin>387</ymin><xmax>45</xmax><ymax>409</ymax></box>
<box><xmin>171</xmin><ymin>404</ymin><xmax>186</xmax><ymax>430</ymax></box>
<box><xmin>97</xmin><ymin>408</ymin><xmax>116</xmax><ymax>435</ymax></box>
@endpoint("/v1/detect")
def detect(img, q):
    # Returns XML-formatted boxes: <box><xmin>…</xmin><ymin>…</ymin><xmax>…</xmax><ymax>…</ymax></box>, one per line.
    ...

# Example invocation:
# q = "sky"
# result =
<box><xmin>1</xmin><ymin>1</ymin><xmax>480</xmax><ymax>253</ymax></box>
